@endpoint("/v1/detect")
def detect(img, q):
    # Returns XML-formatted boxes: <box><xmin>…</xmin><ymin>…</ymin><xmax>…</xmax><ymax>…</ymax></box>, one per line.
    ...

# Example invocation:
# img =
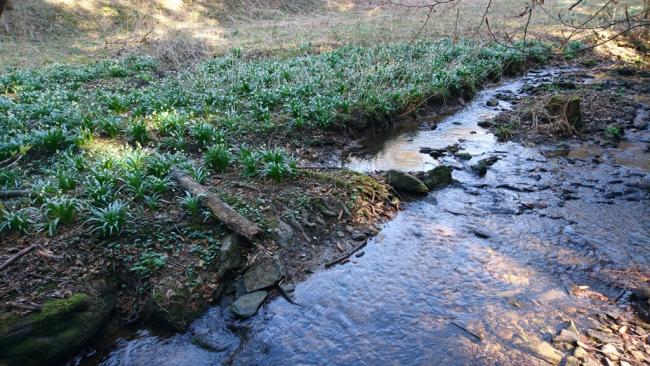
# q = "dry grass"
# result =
<box><xmin>0</xmin><ymin>0</ymin><xmax>647</xmax><ymax>68</ymax></box>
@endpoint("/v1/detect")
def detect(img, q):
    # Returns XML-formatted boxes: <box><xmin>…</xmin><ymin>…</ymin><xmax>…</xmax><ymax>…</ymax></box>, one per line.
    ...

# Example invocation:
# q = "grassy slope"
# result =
<box><xmin>0</xmin><ymin>39</ymin><xmax>553</xmax><ymax>321</ymax></box>
<box><xmin>3</xmin><ymin>0</ymin><xmax>644</xmax><ymax>69</ymax></box>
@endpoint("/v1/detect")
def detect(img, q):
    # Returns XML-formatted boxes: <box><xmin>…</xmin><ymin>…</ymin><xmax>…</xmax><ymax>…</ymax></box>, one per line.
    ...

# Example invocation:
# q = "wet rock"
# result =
<box><xmin>522</xmin><ymin>341</ymin><xmax>564</xmax><ymax>365</ymax></box>
<box><xmin>478</xmin><ymin>120</ymin><xmax>494</xmax><ymax>128</ymax></box>
<box><xmin>587</xmin><ymin>329</ymin><xmax>619</xmax><ymax>344</ymax></box>
<box><xmin>386</xmin><ymin>170</ymin><xmax>429</xmax><ymax>194</ymax></box>
<box><xmin>553</xmin><ymin>329</ymin><xmax>579</xmax><ymax>348</ymax></box>
<box><xmin>633</xmin><ymin>286</ymin><xmax>650</xmax><ymax>300</ymax></box>
<box><xmin>230</xmin><ymin>290</ymin><xmax>268</xmax><ymax>318</ymax></box>
<box><xmin>573</xmin><ymin>346</ymin><xmax>589</xmax><ymax>359</ymax></box>
<box><xmin>243</xmin><ymin>254</ymin><xmax>286</xmax><ymax>292</ymax></box>
<box><xmin>219</xmin><ymin>235</ymin><xmax>243</xmax><ymax>274</ymax></box>
<box><xmin>456</xmin><ymin>152</ymin><xmax>472</xmax><ymax>161</ymax></box>
<box><xmin>600</xmin><ymin>344</ymin><xmax>619</xmax><ymax>361</ymax></box>
<box><xmin>268</xmin><ymin>219</ymin><xmax>294</xmax><ymax>248</ymax></box>
<box><xmin>0</xmin><ymin>293</ymin><xmax>113</xmax><ymax>366</ymax></box>
<box><xmin>428</xmin><ymin>148</ymin><xmax>447</xmax><ymax>158</ymax></box>
<box><xmin>564</xmin><ymin>355</ymin><xmax>580</xmax><ymax>366</ymax></box>
<box><xmin>190</xmin><ymin>308</ymin><xmax>240</xmax><ymax>352</ymax></box>
<box><xmin>471</xmin><ymin>156</ymin><xmax>499</xmax><ymax>177</ymax></box>
<box><xmin>545</xmin><ymin>94</ymin><xmax>583</xmax><ymax>129</ymax></box>
<box><xmin>556</xmin><ymin>81</ymin><xmax>576</xmax><ymax>89</ymax></box>
<box><xmin>352</xmin><ymin>232</ymin><xmax>367</xmax><ymax>241</ymax></box>
<box><xmin>422</xmin><ymin>166</ymin><xmax>452</xmax><ymax>190</ymax></box>
<box><xmin>279</xmin><ymin>282</ymin><xmax>295</xmax><ymax>294</ymax></box>
<box><xmin>629</xmin><ymin>349</ymin><xmax>647</xmax><ymax>362</ymax></box>
<box><xmin>634</xmin><ymin>117</ymin><xmax>649</xmax><ymax>130</ymax></box>
<box><xmin>486</xmin><ymin>98</ymin><xmax>499</xmax><ymax>107</ymax></box>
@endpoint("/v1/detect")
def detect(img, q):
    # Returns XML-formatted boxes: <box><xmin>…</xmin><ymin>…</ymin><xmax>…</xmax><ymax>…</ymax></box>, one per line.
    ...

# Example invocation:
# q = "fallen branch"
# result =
<box><xmin>171</xmin><ymin>168</ymin><xmax>261</xmax><ymax>241</ymax></box>
<box><xmin>451</xmin><ymin>320</ymin><xmax>483</xmax><ymax>342</ymax></box>
<box><xmin>0</xmin><ymin>190</ymin><xmax>30</xmax><ymax>199</ymax></box>
<box><xmin>0</xmin><ymin>244</ymin><xmax>39</xmax><ymax>272</ymax></box>
<box><xmin>325</xmin><ymin>240</ymin><xmax>368</xmax><ymax>268</ymax></box>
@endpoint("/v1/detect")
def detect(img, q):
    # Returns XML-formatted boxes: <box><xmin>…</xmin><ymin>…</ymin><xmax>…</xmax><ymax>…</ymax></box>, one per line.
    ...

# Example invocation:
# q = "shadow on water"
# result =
<box><xmin>91</xmin><ymin>67</ymin><xmax>650</xmax><ymax>366</ymax></box>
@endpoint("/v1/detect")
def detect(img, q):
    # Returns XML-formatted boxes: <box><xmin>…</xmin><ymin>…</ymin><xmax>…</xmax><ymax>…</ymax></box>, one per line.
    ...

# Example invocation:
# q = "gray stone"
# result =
<box><xmin>230</xmin><ymin>290</ymin><xmax>268</xmax><ymax>318</ymax></box>
<box><xmin>456</xmin><ymin>152</ymin><xmax>472</xmax><ymax>161</ymax></box>
<box><xmin>633</xmin><ymin>119</ymin><xmax>648</xmax><ymax>130</ymax></box>
<box><xmin>190</xmin><ymin>307</ymin><xmax>240</xmax><ymax>352</ymax></box>
<box><xmin>522</xmin><ymin>341</ymin><xmax>564</xmax><ymax>365</ymax></box>
<box><xmin>422</xmin><ymin>165</ymin><xmax>452</xmax><ymax>190</ymax></box>
<box><xmin>471</xmin><ymin>156</ymin><xmax>499</xmax><ymax>177</ymax></box>
<box><xmin>268</xmin><ymin>220</ymin><xmax>294</xmax><ymax>248</ymax></box>
<box><xmin>587</xmin><ymin>329</ymin><xmax>619</xmax><ymax>344</ymax></box>
<box><xmin>243</xmin><ymin>254</ymin><xmax>285</xmax><ymax>292</ymax></box>
<box><xmin>220</xmin><ymin>235</ymin><xmax>243</xmax><ymax>273</ymax></box>
<box><xmin>600</xmin><ymin>343</ymin><xmax>619</xmax><ymax>361</ymax></box>
<box><xmin>554</xmin><ymin>329</ymin><xmax>579</xmax><ymax>344</ymax></box>
<box><xmin>564</xmin><ymin>355</ymin><xmax>580</xmax><ymax>366</ymax></box>
<box><xmin>573</xmin><ymin>346</ymin><xmax>588</xmax><ymax>359</ymax></box>
<box><xmin>386</xmin><ymin>170</ymin><xmax>429</xmax><ymax>194</ymax></box>
<box><xmin>352</xmin><ymin>232</ymin><xmax>366</xmax><ymax>241</ymax></box>
<box><xmin>486</xmin><ymin>98</ymin><xmax>499</xmax><ymax>107</ymax></box>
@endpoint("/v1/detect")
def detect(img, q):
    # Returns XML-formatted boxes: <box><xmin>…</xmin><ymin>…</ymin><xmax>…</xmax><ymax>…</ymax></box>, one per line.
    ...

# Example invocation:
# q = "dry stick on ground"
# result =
<box><xmin>171</xmin><ymin>168</ymin><xmax>261</xmax><ymax>241</ymax></box>
<box><xmin>325</xmin><ymin>240</ymin><xmax>368</xmax><ymax>268</ymax></box>
<box><xmin>0</xmin><ymin>244</ymin><xmax>39</xmax><ymax>272</ymax></box>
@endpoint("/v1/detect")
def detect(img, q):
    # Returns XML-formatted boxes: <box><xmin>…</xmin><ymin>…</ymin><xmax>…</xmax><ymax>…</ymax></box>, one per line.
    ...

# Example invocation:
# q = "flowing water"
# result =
<box><xmin>92</xmin><ymin>69</ymin><xmax>650</xmax><ymax>365</ymax></box>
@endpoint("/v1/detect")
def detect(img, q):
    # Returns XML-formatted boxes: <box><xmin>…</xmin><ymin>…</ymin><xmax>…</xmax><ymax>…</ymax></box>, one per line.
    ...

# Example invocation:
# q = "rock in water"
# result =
<box><xmin>470</xmin><ymin>156</ymin><xmax>499</xmax><ymax>177</ymax></box>
<box><xmin>486</xmin><ymin>98</ymin><xmax>499</xmax><ymax>107</ymax></box>
<box><xmin>545</xmin><ymin>94</ymin><xmax>583</xmax><ymax>129</ymax></box>
<box><xmin>456</xmin><ymin>152</ymin><xmax>472</xmax><ymax>161</ymax></box>
<box><xmin>243</xmin><ymin>254</ymin><xmax>285</xmax><ymax>292</ymax></box>
<box><xmin>230</xmin><ymin>291</ymin><xmax>268</xmax><ymax>318</ymax></box>
<box><xmin>386</xmin><ymin>170</ymin><xmax>429</xmax><ymax>194</ymax></box>
<box><xmin>422</xmin><ymin>166</ymin><xmax>452</xmax><ymax>190</ymax></box>
<box><xmin>522</xmin><ymin>341</ymin><xmax>564</xmax><ymax>365</ymax></box>
<box><xmin>190</xmin><ymin>307</ymin><xmax>240</xmax><ymax>352</ymax></box>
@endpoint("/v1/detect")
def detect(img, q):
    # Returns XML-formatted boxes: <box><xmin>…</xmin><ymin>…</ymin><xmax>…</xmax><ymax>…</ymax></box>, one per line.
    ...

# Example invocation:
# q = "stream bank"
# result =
<box><xmin>79</xmin><ymin>63</ymin><xmax>650</xmax><ymax>365</ymax></box>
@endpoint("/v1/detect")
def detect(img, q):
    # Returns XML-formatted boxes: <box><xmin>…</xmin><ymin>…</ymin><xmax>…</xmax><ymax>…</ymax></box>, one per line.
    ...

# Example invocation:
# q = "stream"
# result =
<box><xmin>90</xmin><ymin>68</ymin><xmax>650</xmax><ymax>365</ymax></box>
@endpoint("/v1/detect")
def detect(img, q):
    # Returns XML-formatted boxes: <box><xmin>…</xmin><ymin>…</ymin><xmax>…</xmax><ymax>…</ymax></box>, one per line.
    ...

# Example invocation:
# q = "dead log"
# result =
<box><xmin>171</xmin><ymin>168</ymin><xmax>261</xmax><ymax>241</ymax></box>
<box><xmin>0</xmin><ymin>190</ymin><xmax>30</xmax><ymax>199</ymax></box>
<box><xmin>0</xmin><ymin>244</ymin><xmax>38</xmax><ymax>272</ymax></box>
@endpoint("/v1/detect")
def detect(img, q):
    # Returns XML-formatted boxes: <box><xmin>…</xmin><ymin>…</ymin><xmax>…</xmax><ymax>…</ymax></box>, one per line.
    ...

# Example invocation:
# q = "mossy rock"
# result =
<box><xmin>147</xmin><ymin>278</ymin><xmax>208</xmax><ymax>330</ymax></box>
<box><xmin>545</xmin><ymin>94</ymin><xmax>583</xmax><ymax>130</ymax></box>
<box><xmin>385</xmin><ymin>170</ymin><xmax>429</xmax><ymax>194</ymax></box>
<box><xmin>0</xmin><ymin>292</ymin><xmax>113</xmax><ymax>366</ymax></box>
<box><xmin>422</xmin><ymin>166</ymin><xmax>452</xmax><ymax>190</ymax></box>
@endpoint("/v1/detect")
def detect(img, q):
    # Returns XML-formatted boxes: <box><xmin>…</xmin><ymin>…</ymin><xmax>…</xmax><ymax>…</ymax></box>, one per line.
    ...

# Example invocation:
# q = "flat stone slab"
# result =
<box><xmin>230</xmin><ymin>290</ymin><xmax>268</xmax><ymax>318</ymax></box>
<box><xmin>243</xmin><ymin>255</ymin><xmax>285</xmax><ymax>292</ymax></box>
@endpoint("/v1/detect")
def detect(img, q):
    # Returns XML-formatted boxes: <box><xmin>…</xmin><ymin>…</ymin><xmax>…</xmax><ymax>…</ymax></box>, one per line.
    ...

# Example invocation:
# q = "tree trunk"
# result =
<box><xmin>171</xmin><ymin>168</ymin><xmax>261</xmax><ymax>241</ymax></box>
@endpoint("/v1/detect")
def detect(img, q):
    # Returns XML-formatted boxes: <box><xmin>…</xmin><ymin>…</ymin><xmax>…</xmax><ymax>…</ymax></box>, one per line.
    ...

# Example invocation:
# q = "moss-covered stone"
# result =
<box><xmin>422</xmin><ymin>166</ymin><xmax>453</xmax><ymax>190</ymax></box>
<box><xmin>0</xmin><ymin>292</ymin><xmax>113</xmax><ymax>366</ymax></box>
<box><xmin>147</xmin><ymin>279</ymin><xmax>208</xmax><ymax>330</ymax></box>
<box><xmin>385</xmin><ymin>170</ymin><xmax>429</xmax><ymax>194</ymax></box>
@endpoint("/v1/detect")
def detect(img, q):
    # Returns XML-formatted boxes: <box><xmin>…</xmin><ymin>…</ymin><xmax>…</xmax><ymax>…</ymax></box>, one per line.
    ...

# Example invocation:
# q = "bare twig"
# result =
<box><xmin>0</xmin><ymin>244</ymin><xmax>39</xmax><ymax>272</ymax></box>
